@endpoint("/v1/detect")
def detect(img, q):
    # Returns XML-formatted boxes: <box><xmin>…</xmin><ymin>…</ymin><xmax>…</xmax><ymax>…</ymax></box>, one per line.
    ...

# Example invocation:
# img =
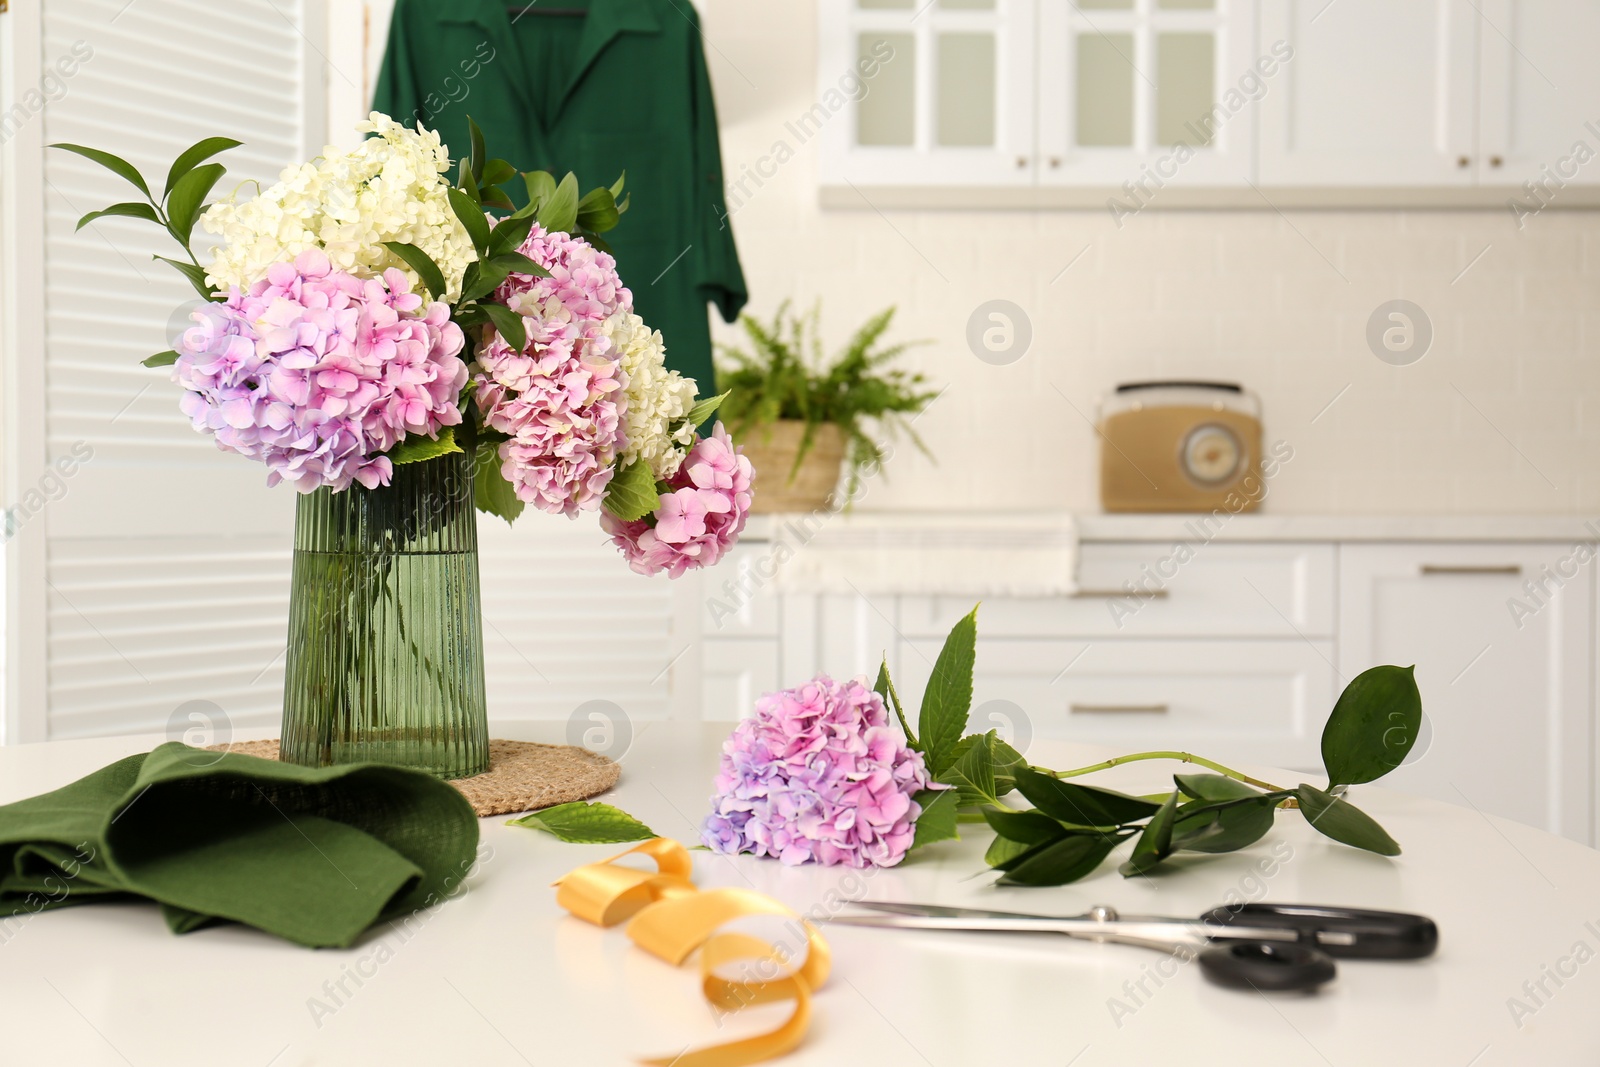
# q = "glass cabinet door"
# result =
<box><xmin>1037</xmin><ymin>0</ymin><xmax>1257</xmax><ymax>188</ymax></box>
<box><xmin>818</xmin><ymin>0</ymin><xmax>1038</xmax><ymax>187</ymax></box>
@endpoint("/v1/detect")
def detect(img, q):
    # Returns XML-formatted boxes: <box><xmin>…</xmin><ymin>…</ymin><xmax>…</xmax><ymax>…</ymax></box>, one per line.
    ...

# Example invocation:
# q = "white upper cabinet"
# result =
<box><xmin>1037</xmin><ymin>0</ymin><xmax>1260</xmax><ymax>187</ymax></box>
<box><xmin>818</xmin><ymin>0</ymin><xmax>1038</xmax><ymax>187</ymax></box>
<box><xmin>1475</xmin><ymin>0</ymin><xmax>1600</xmax><ymax>188</ymax></box>
<box><xmin>1257</xmin><ymin>0</ymin><xmax>1478</xmax><ymax>186</ymax></box>
<box><xmin>820</xmin><ymin>0</ymin><xmax>1600</xmax><ymax>199</ymax></box>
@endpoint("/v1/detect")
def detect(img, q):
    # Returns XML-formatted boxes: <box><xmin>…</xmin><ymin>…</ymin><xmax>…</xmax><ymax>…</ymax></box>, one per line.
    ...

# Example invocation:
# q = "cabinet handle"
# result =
<box><xmin>1015</xmin><ymin>156</ymin><xmax>1029</xmax><ymax>169</ymax></box>
<box><xmin>1490</xmin><ymin>155</ymin><xmax>1504</xmax><ymax>167</ymax></box>
<box><xmin>1071</xmin><ymin>588</ymin><xmax>1169</xmax><ymax>600</ymax></box>
<box><xmin>1419</xmin><ymin>564</ymin><xmax>1522</xmax><ymax>576</ymax></box>
<box><xmin>1457</xmin><ymin>155</ymin><xmax>1471</xmax><ymax>168</ymax></box>
<box><xmin>1072</xmin><ymin>703</ymin><xmax>1169</xmax><ymax>714</ymax></box>
<box><xmin>1049</xmin><ymin>156</ymin><xmax>1062</xmax><ymax>169</ymax></box>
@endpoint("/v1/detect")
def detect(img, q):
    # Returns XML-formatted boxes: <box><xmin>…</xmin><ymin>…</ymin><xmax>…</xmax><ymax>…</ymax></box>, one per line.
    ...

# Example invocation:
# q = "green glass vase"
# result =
<box><xmin>280</xmin><ymin>449</ymin><xmax>489</xmax><ymax>780</ymax></box>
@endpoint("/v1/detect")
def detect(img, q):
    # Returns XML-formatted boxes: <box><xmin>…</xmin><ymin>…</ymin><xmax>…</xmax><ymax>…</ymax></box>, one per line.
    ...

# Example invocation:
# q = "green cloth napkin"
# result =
<box><xmin>0</xmin><ymin>742</ymin><xmax>480</xmax><ymax>948</ymax></box>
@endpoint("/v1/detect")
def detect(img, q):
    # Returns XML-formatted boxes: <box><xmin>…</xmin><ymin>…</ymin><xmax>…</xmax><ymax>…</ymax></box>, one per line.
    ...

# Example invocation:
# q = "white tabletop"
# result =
<box><xmin>1</xmin><ymin>724</ymin><xmax>1597</xmax><ymax>1066</ymax></box>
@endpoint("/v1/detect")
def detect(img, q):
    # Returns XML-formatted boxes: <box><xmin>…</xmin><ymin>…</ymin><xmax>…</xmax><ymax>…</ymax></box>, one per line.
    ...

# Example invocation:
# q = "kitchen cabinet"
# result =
<box><xmin>1256</xmin><ymin>0</ymin><xmax>1478</xmax><ymax>186</ymax></box>
<box><xmin>1338</xmin><ymin>543</ymin><xmax>1596</xmax><ymax>844</ymax></box>
<box><xmin>683</xmin><ymin>527</ymin><xmax>1599</xmax><ymax>845</ymax></box>
<box><xmin>820</xmin><ymin>0</ymin><xmax>1600</xmax><ymax>202</ymax></box>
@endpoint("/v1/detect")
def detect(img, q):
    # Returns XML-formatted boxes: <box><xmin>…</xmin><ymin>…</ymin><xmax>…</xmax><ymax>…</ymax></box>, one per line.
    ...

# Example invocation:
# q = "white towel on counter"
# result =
<box><xmin>754</xmin><ymin>512</ymin><xmax>1078</xmax><ymax>596</ymax></box>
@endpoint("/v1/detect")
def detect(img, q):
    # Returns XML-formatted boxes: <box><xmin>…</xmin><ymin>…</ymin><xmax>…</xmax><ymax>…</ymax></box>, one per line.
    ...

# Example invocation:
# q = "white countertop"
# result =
<box><xmin>2</xmin><ymin>724</ymin><xmax>1597</xmax><ymax>1066</ymax></box>
<box><xmin>744</xmin><ymin>511</ymin><xmax>1600</xmax><ymax>544</ymax></box>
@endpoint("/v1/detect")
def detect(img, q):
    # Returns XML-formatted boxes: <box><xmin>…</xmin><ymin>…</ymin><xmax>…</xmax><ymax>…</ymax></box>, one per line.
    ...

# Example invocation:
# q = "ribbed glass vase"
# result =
<box><xmin>280</xmin><ymin>449</ymin><xmax>489</xmax><ymax>780</ymax></box>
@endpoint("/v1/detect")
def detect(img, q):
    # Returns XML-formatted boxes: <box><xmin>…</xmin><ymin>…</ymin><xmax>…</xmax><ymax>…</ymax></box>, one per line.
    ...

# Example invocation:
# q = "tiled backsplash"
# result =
<box><xmin>704</xmin><ymin>1</ymin><xmax>1600</xmax><ymax>516</ymax></box>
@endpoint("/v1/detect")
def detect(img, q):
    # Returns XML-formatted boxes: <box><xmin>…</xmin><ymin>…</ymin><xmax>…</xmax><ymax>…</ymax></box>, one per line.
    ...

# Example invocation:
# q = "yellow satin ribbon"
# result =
<box><xmin>554</xmin><ymin>838</ymin><xmax>831</xmax><ymax>1067</ymax></box>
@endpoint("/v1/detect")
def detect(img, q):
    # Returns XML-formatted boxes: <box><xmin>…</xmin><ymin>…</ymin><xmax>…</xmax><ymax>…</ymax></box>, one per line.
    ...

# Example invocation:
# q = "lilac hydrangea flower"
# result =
<box><xmin>172</xmin><ymin>248</ymin><xmax>466</xmax><ymax>493</ymax></box>
<box><xmin>601</xmin><ymin>422</ymin><xmax>754</xmax><ymax>577</ymax></box>
<box><xmin>473</xmin><ymin>225</ymin><xmax>632</xmax><ymax>515</ymax></box>
<box><xmin>700</xmin><ymin>675</ymin><xmax>937</xmax><ymax>868</ymax></box>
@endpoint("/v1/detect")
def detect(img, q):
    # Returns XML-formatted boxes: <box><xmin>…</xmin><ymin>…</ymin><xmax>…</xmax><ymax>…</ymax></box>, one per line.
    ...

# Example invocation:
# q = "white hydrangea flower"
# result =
<box><xmin>608</xmin><ymin>311</ymin><xmax>698</xmax><ymax>479</ymax></box>
<box><xmin>199</xmin><ymin>112</ymin><xmax>474</xmax><ymax>302</ymax></box>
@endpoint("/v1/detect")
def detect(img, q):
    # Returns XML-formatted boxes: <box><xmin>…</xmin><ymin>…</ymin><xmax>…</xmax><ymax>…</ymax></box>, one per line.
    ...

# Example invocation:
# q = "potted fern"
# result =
<box><xmin>716</xmin><ymin>302</ymin><xmax>938</xmax><ymax>512</ymax></box>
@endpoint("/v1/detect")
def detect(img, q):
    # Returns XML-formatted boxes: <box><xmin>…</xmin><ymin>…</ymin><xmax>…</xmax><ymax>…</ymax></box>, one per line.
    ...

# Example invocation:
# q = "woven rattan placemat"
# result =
<box><xmin>212</xmin><ymin>739</ymin><xmax>620</xmax><ymax>818</ymax></box>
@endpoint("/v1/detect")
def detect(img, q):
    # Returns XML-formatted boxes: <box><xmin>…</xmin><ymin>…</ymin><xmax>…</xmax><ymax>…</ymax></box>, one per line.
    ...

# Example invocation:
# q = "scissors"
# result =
<box><xmin>828</xmin><ymin>901</ymin><xmax>1438</xmax><ymax>991</ymax></box>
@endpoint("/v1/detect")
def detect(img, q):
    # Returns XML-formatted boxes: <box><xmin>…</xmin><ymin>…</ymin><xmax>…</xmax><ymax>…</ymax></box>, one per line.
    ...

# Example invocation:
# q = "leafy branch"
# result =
<box><xmin>894</xmin><ymin>605</ymin><xmax>1422</xmax><ymax>885</ymax></box>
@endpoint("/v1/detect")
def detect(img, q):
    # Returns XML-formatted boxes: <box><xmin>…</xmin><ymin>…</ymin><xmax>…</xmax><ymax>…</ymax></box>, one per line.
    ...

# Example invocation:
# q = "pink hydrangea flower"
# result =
<box><xmin>701</xmin><ymin>675</ymin><xmax>936</xmax><ymax>868</ymax></box>
<box><xmin>601</xmin><ymin>422</ymin><xmax>753</xmax><ymax>577</ymax></box>
<box><xmin>173</xmin><ymin>248</ymin><xmax>466</xmax><ymax>493</ymax></box>
<box><xmin>473</xmin><ymin>226</ymin><xmax>632</xmax><ymax>516</ymax></box>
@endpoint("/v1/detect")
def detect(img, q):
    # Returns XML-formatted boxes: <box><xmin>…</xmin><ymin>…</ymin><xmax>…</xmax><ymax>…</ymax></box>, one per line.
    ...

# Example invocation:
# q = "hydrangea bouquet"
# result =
<box><xmin>56</xmin><ymin>115</ymin><xmax>753</xmax><ymax>777</ymax></box>
<box><xmin>57</xmin><ymin>114</ymin><xmax>751</xmax><ymax>569</ymax></box>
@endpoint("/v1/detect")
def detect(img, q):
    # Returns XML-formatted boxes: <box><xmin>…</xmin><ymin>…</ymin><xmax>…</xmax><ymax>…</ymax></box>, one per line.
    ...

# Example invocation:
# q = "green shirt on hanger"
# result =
<box><xmin>373</xmin><ymin>0</ymin><xmax>747</xmax><ymax>395</ymax></box>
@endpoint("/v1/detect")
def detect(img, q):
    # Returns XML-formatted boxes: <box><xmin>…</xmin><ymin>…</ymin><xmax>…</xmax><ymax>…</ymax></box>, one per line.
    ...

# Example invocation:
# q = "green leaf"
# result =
<box><xmin>984</xmin><ymin>834</ymin><xmax>1036</xmax><ymax>869</ymax></box>
<box><xmin>1174</xmin><ymin>774</ymin><xmax>1262</xmax><ymax>803</ymax></box>
<box><xmin>385</xmin><ymin>426</ymin><xmax>462</xmax><ymax>465</ymax></box>
<box><xmin>1296</xmin><ymin>783</ymin><xmax>1401</xmax><ymax>856</ymax></box>
<box><xmin>941</xmin><ymin>731</ymin><xmax>998</xmax><ymax>807</ymax></box>
<box><xmin>467</xmin><ymin>115</ymin><xmax>486</xmax><ymax>183</ymax></box>
<box><xmin>163</xmin><ymin>136</ymin><xmax>240</xmax><ymax>200</ymax></box>
<box><xmin>575</xmin><ymin>186</ymin><xmax>621</xmax><ymax>234</ymax></box>
<box><xmin>489</xmin><ymin>251</ymin><xmax>551</xmax><ymax>279</ymax></box>
<box><xmin>459</xmin><ymin>257</ymin><xmax>512</xmax><ymax>304</ymax></box>
<box><xmin>609</xmin><ymin>170</ymin><xmax>627</xmax><ymax>199</ymax></box>
<box><xmin>473</xmin><ymin>437</ymin><xmax>525</xmax><ymax>524</ymax></box>
<box><xmin>997</xmin><ymin>832</ymin><xmax>1119</xmax><ymax>886</ymax></box>
<box><xmin>382</xmin><ymin>241</ymin><xmax>448</xmax><ymax>302</ymax></box>
<box><xmin>165</xmin><ymin>162</ymin><xmax>225</xmax><ymax>243</ymax></box>
<box><xmin>990</xmin><ymin>738</ymin><xmax>1025</xmax><ymax>797</ymax></box>
<box><xmin>480</xmin><ymin>302</ymin><xmax>527</xmax><ymax>353</ymax></box>
<box><xmin>537</xmin><ymin>172</ymin><xmax>580</xmax><ymax>234</ymax></box>
<box><xmin>908</xmin><ymin>788</ymin><xmax>959</xmax><ymax>850</ymax></box>
<box><xmin>522</xmin><ymin>169</ymin><xmax>557</xmax><ymax>215</ymax></box>
<box><xmin>1012</xmin><ymin>765</ymin><xmax>1162</xmax><ymax>828</ymax></box>
<box><xmin>448</xmin><ymin>187</ymin><xmax>491</xmax><ymax>256</ymax></box>
<box><xmin>480</xmin><ymin>185</ymin><xmax>516</xmax><ymax>212</ymax></box>
<box><xmin>75</xmin><ymin>201</ymin><xmax>161</xmax><ymax>231</ymax></box>
<box><xmin>508</xmin><ymin>801</ymin><xmax>656</xmax><ymax>844</ymax></box>
<box><xmin>481</xmin><ymin>157</ymin><xmax>516</xmax><ymax>188</ymax></box>
<box><xmin>918</xmin><ymin>605</ymin><xmax>978</xmax><ymax>775</ymax></box>
<box><xmin>50</xmin><ymin>143</ymin><xmax>151</xmax><ymax>198</ymax></box>
<box><xmin>982</xmin><ymin>808</ymin><xmax>1068</xmax><ymax>847</ymax></box>
<box><xmin>1322</xmin><ymin>665</ymin><xmax>1423</xmax><ymax>788</ymax></box>
<box><xmin>681</xmin><ymin>390</ymin><xmax>729</xmax><ymax>429</ymax></box>
<box><xmin>141</xmin><ymin>350</ymin><xmax>179</xmax><ymax>368</ymax></box>
<box><xmin>489</xmin><ymin>211</ymin><xmax>538</xmax><ymax>257</ymax></box>
<box><xmin>1120</xmin><ymin>790</ymin><xmax>1181</xmax><ymax>876</ymax></box>
<box><xmin>875</xmin><ymin>658</ymin><xmax>915</xmax><ymax>744</ymax></box>
<box><xmin>1172</xmin><ymin>796</ymin><xmax>1279</xmax><ymax>854</ymax></box>
<box><xmin>457</xmin><ymin>157</ymin><xmax>481</xmax><ymax>203</ymax></box>
<box><xmin>152</xmin><ymin>255</ymin><xmax>216</xmax><ymax>300</ymax></box>
<box><xmin>602</xmin><ymin>459</ymin><xmax>662</xmax><ymax>522</ymax></box>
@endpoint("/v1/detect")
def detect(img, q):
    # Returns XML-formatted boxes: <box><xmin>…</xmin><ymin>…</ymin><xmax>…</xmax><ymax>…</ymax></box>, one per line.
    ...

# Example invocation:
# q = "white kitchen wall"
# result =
<box><xmin>701</xmin><ymin>0</ymin><xmax>1600</xmax><ymax>517</ymax></box>
<box><xmin>337</xmin><ymin>1</ymin><xmax>1598</xmax><ymax>519</ymax></box>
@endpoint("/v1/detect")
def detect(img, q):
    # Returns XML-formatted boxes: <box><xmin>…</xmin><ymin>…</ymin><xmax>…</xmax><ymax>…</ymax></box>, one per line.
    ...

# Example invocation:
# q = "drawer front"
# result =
<box><xmin>698</xmin><ymin>545</ymin><xmax>781</xmax><ymax>637</ymax></box>
<box><xmin>700</xmin><ymin>638</ymin><xmax>781</xmax><ymax>721</ymax></box>
<box><xmin>894</xmin><ymin>638</ymin><xmax>1335</xmax><ymax>770</ymax></box>
<box><xmin>901</xmin><ymin>542</ymin><xmax>1335</xmax><ymax>639</ymax></box>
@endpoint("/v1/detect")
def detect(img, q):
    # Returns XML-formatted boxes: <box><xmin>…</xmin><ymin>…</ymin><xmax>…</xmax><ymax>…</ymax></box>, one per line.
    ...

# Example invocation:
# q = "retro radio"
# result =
<box><xmin>1097</xmin><ymin>381</ymin><xmax>1264</xmax><ymax>513</ymax></box>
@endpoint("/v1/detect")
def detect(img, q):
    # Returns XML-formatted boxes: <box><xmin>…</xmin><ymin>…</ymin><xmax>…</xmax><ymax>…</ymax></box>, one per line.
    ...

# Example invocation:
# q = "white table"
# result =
<box><xmin>2</xmin><ymin>724</ymin><xmax>1597</xmax><ymax>1066</ymax></box>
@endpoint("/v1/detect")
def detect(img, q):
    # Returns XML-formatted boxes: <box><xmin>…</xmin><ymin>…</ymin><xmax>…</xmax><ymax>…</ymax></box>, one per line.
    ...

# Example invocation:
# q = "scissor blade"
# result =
<box><xmin>827</xmin><ymin>912</ymin><xmax>1058</xmax><ymax>933</ymax></box>
<box><xmin>846</xmin><ymin>901</ymin><xmax>1068</xmax><ymax>922</ymax></box>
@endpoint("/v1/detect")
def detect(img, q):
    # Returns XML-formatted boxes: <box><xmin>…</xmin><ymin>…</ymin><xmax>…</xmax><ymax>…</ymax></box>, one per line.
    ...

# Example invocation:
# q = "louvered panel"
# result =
<box><xmin>478</xmin><ymin>520</ymin><xmax>678</xmax><ymax>723</ymax></box>
<box><xmin>47</xmin><ymin>537</ymin><xmax>291</xmax><ymax>740</ymax></box>
<box><xmin>39</xmin><ymin>0</ymin><xmax>314</xmax><ymax>737</ymax></box>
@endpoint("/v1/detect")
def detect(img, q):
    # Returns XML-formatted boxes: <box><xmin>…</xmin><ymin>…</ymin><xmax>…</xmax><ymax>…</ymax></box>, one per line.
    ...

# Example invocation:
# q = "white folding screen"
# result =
<box><xmin>13</xmin><ymin>0</ymin><xmax>325</xmax><ymax>740</ymax></box>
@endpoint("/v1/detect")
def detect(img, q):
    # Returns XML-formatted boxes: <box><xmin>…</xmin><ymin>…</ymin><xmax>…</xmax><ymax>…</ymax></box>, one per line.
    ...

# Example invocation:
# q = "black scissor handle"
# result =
<box><xmin>1198</xmin><ymin>941</ymin><xmax>1338</xmax><ymax>991</ymax></box>
<box><xmin>1201</xmin><ymin>902</ymin><xmax>1439</xmax><ymax>960</ymax></box>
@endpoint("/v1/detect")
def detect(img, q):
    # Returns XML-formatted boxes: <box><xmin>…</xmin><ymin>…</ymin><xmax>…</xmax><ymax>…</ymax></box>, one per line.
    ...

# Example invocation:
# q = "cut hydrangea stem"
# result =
<box><xmin>1044</xmin><ymin>751</ymin><xmax>1285</xmax><ymax>793</ymax></box>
